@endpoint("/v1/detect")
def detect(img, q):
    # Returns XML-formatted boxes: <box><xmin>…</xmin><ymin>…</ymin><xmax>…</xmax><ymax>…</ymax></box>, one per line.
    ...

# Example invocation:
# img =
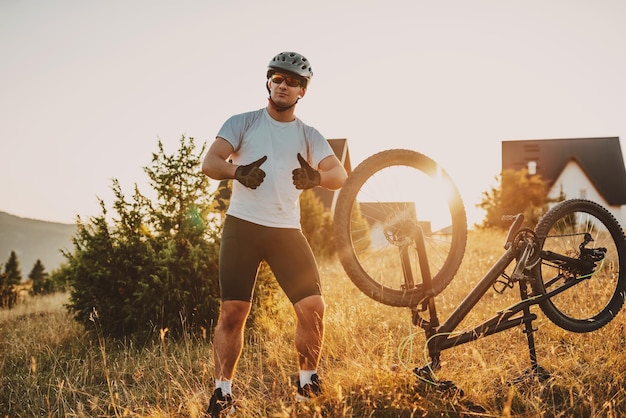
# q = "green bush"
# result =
<box><xmin>477</xmin><ymin>168</ymin><xmax>557</xmax><ymax>229</ymax></box>
<box><xmin>64</xmin><ymin>136</ymin><xmax>221</xmax><ymax>339</ymax></box>
<box><xmin>299</xmin><ymin>189</ymin><xmax>335</xmax><ymax>259</ymax></box>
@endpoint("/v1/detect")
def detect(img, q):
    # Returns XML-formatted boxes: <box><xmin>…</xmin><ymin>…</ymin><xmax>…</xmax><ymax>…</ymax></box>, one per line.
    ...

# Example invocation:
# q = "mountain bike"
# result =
<box><xmin>333</xmin><ymin>149</ymin><xmax>626</xmax><ymax>382</ymax></box>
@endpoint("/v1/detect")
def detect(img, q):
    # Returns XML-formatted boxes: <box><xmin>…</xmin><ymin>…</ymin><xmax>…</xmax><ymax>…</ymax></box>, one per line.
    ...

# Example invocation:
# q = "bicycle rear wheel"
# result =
<box><xmin>532</xmin><ymin>199</ymin><xmax>626</xmax><ymax>333</ymax></box>
<box><xmin>333</xmin><ymin>149</ymin><xmax>467</xmax><ymax>307</ymax></box>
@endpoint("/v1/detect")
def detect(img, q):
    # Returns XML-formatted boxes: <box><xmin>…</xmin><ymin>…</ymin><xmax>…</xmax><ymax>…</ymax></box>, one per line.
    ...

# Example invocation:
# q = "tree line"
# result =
<box><xmin>0</xmin><ymin>250</ymin><xmax>66</xmax><ymax>308</ymax></box>
<box><xmin>1</xmin><ymin>136</ymin><xmax>554</xmax><ymax>341</ymax></box>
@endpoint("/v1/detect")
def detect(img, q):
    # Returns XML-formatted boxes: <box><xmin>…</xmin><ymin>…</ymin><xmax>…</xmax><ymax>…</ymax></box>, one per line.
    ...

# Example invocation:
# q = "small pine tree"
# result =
<box><xmin>29</xmin><ymin>259</ymin><xmax>51</xmax><ymax>295</ymax></box>
<box><xmin>5</xmin><ymin>251</ymin><xmax>22</xmax><ymax>286</ymax></box>
<box><xmin>1</xmin><ymin>251</ymin><xmax>22</xmax><ymax>308</ymax></box>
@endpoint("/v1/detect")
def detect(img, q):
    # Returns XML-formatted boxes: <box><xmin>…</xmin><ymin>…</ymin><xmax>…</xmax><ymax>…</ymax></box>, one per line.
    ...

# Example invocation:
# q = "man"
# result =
<box><xmin>201</xmin><ymin>51</ymin><xmax>348</xmax><ymax>416</ymax></box>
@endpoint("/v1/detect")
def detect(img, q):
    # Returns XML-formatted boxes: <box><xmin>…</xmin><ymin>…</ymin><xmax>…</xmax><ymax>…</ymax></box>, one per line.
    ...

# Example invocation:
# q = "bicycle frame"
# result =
<box><xmin>412</xmin><ymin>214</ymin><xmax>550</xmax><ymax>380</ymax></box>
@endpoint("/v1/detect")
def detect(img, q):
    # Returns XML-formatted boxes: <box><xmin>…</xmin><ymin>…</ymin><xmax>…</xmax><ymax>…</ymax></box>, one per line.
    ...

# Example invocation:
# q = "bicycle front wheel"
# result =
<box><xmin>333</xmin><ymin>149</ymin><xmax>467</xmax><ymax>307</ymax></box>
<box><xmin>532</xmin><ymin>199</ymin><xmax>626</xmax><ymax>333</ymax></box>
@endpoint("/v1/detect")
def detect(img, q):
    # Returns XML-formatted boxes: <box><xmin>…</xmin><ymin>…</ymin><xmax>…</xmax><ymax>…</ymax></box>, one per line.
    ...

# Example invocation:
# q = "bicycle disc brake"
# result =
<box><xmin>382</xmin><ymin>212</ymin><xmax>418</xmax><ymax>246</ymax></box>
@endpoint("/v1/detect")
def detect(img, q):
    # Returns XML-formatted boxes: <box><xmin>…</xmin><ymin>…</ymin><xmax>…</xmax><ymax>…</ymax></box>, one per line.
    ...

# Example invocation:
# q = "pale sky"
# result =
<box><xmin>2</xmin><ymin>0</ymin><xmax>625</xmax><ymax>226</ymax></box>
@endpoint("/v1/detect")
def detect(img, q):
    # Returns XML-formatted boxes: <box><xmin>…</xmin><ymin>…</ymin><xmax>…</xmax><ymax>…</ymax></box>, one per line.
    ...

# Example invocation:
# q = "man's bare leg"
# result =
<box><xmin>213</xmin><ymin>300</ymin><xmax>252</xmax><ymax>381</ymax></box>
<box><xmin>294</xmin><ymin>295</ymin><xmax>325</xmax><ymax>371</ymax></box>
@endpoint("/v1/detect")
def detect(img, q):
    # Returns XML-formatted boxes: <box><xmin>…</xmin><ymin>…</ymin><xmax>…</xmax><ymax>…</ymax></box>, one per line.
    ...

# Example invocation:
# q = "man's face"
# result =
<box><xmin>268</xmin><ymin>73</ymin><xmax>306</xmax><ymax>106</ymax></box>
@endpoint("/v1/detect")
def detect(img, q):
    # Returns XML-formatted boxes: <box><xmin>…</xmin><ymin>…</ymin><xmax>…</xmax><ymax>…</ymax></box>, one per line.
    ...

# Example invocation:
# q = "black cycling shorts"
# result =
<box><xmin>218</xmin><ymin>215</ymin><xmax>322</xmax><ymax>304</ymax></box>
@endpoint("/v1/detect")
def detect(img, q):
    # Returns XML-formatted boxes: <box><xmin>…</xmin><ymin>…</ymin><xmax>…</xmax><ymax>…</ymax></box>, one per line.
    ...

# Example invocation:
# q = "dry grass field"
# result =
<box><xmin>2</xmin><ymin>228</ymin><xmax>626</xmax><ymax>417</ymax></box>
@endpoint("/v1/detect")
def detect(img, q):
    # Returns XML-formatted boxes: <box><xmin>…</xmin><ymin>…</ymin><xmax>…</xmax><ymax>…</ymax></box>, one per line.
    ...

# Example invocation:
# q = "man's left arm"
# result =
<box><xmin>317</xmin><ymin>155</ymin><xmax>348</xmax><ymax>190</ymax></box>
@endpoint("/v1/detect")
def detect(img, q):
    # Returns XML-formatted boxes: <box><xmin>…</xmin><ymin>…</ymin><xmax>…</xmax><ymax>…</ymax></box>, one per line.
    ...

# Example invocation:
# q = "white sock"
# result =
<box><xmin>215</xmin><ymin>379</ymin><xmax>232</xmax><ymax>395</ymax></box>
<box><xmin>299</xmin><ymin>370</ymin><xmax>317</xmax><ymax>386</ymax></box>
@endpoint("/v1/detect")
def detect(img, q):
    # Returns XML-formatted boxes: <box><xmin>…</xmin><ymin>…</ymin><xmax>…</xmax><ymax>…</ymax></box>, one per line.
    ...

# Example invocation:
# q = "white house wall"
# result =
<box><xmin>547</xmin><ymin>160</ymin><xmax>626</xmax><ymax>227</ymax></box>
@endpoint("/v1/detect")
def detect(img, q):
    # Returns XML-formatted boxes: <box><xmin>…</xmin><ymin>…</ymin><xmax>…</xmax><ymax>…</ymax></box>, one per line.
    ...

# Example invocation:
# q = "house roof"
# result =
<box><xmin>501</xmin><ymin>137</ymin><xmax>626</xmax><ymax>205</ymax></box>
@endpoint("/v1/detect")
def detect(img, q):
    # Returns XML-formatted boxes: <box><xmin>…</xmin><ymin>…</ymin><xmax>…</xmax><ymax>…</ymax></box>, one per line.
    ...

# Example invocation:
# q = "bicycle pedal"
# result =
<box><xmin>435</xmin><ymin>380</ymin><xmax>464</xmax><ymax>396</ymax></box>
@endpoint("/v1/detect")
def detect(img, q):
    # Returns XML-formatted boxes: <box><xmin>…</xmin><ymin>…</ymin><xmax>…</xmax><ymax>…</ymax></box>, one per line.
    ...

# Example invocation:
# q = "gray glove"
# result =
<box><xmin>292</xmin><ymin>153</ymin><xmax>321</xmax><ymax>190</ymax></box>
<box><xmin>235</xmin><ymin>156</ymin><xmax>267</xmax><ymax>189</ymax></box>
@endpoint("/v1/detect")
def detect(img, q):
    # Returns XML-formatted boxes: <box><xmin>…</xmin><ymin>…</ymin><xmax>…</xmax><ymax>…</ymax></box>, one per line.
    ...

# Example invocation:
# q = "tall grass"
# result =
<box><xmin>2</xmin><ymin>229</ymin><xmax>626</xmax><ymax>416</ymax></box>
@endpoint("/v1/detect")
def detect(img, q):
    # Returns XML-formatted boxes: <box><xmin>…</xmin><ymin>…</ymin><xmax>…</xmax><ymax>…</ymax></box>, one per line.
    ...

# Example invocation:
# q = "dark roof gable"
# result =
<box><xmin>501</xmin><ymin>137</ymin><xmax>626</xmax><ymax>205</ymax></box>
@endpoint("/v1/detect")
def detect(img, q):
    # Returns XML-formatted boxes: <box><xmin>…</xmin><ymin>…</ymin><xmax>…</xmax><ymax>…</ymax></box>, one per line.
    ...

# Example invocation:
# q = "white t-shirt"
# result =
<box><xmin>217</xmin><ymin>108</ymin><xmax>334</xmax><ymax>228</ymax></box>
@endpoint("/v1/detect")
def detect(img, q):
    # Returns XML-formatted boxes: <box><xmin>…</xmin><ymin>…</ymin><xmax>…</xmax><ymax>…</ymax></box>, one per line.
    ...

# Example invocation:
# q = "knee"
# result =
<box><xmin>311</xmin><ymin>297</ymin><xmax>325</xmax><ymax>319</ymax></box>
<box><xmin>218</xmin><ymin>301</ymin><xmax>251</xmax><ymax>331</ymax></box>
<box><xmin>295</xmin><ymin>295</ymin><xmax>325</xmax><ymax>322</ymax></box>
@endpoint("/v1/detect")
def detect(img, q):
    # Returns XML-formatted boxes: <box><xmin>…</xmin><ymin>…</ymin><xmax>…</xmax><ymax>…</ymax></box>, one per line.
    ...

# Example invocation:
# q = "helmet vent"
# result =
<box><xmin>268</xmin><ymin>51</ymin><xmax>313</xmax><ymax>80</ymax></box>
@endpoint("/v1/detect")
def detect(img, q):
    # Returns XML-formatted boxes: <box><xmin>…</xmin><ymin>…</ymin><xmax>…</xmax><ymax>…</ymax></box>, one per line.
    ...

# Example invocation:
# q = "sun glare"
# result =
<box><xmin>356</xmin><ymin>164</ymin><xmax>458</xmax><ymax>233</ymax></box>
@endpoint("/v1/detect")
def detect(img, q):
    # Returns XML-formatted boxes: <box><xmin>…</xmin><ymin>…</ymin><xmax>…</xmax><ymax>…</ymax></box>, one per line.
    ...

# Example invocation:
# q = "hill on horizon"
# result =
<box><xmin>0</xmin><ymin>211</ymin><xmax>76</xmax><ymax>279</ymax></box>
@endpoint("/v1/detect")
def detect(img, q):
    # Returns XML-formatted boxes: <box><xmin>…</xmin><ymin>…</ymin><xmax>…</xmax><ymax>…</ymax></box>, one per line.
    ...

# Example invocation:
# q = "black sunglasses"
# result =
<box><xmin>269</xmin><ymin>73</ymin><xmax>303</xmax><ymax>87</ymax></box>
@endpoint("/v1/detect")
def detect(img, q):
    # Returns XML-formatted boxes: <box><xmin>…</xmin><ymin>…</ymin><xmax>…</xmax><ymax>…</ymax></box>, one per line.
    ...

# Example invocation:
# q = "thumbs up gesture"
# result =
<box><xmin>292</xmin><ymin>153</ymin><xmax>321</xmax><ymax>190</ymax></box>
<box><xmin>235</xmin><ymin>156</ymin><xmax>267</xmax><ymax>189</ymax></box>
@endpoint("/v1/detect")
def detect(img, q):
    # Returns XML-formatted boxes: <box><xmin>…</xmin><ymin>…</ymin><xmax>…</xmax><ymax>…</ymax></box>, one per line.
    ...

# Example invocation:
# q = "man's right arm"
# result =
<box><xmin>202</xmin><ymin>137</ymin><xmax>237</xmax><ymax>180</ymax></box>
